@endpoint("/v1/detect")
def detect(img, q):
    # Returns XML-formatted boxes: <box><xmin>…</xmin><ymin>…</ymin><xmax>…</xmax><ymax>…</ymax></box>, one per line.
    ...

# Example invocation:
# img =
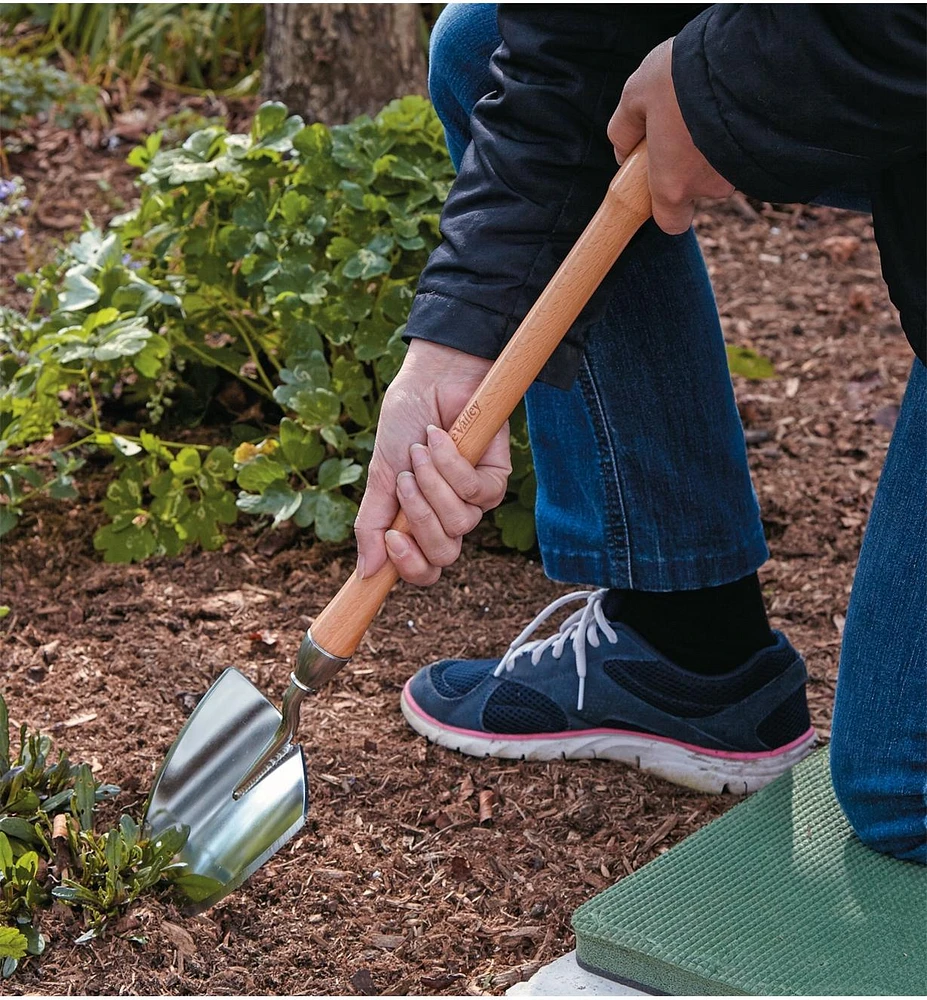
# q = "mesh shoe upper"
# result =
<box><xmin>405</xmin><ymin>590</ymin><xmax>811</xmax><ymax>753</ymax></box>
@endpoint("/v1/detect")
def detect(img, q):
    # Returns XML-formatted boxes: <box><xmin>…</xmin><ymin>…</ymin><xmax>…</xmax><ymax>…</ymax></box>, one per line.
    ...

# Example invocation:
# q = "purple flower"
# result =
<box><xmin>0</xmin><ymin>179</ymin><xmax>14</xmax><ymax>201</ymax></box>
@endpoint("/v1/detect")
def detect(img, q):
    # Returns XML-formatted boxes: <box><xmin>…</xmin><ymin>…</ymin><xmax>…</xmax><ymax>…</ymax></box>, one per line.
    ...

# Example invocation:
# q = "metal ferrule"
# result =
<box><xmin>232</xmin><ymin>632</ymin><xmax>350</xmax><ymax>798</ymax></box>
<box><xmin>293</xmin><ymin>630</ymin><xmax>350</xmax><ymax>691</ymax></box>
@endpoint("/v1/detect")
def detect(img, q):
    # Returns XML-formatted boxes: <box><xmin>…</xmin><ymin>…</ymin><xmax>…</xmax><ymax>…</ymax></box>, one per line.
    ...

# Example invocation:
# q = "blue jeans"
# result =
<box><xmin>429</xmin><ymin>3</ymin><xmax>926</xmax><ymax>862</ymax></box>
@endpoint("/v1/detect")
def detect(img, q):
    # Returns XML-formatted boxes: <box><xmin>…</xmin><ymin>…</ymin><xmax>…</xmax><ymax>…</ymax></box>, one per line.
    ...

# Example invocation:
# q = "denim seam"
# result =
<box><xmin>578</xmin><ymin>354</ymin><xmax>633</xmax><ymax>587</ymax></box>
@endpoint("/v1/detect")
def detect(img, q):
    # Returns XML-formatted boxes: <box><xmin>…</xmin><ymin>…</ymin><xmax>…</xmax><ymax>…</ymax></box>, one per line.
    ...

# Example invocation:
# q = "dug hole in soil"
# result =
<box><xmin>0</xmin><ymin>121</ymin><xmax>913</xmax><ymax>995</ymax></box>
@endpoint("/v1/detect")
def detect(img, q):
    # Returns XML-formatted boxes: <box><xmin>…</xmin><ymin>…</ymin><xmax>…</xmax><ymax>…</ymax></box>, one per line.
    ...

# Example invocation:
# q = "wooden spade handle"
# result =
<box><xmin>312</xmin><ymin>141</ymin><xmax>652</xmax><ymax>659</ymax></box>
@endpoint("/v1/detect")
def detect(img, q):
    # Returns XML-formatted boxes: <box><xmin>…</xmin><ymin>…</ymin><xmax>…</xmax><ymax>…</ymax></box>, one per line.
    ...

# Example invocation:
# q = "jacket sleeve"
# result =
<box><xmin>406</xmin><ymin>4</ymin><xmax>704</xmax><ymax>389</ymax></box>
<box><xmin>672</xmin><ymin>4</ymin><xmax>927</xmax><ymax>202</ymax></box>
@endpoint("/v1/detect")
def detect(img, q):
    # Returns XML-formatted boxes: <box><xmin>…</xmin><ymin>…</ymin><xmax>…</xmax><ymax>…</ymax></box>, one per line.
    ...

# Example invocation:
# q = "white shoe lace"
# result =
<box><xmin>493</xmin><ymin>589</ymin><xmax>618</xmax><ymax>712</ymax></box>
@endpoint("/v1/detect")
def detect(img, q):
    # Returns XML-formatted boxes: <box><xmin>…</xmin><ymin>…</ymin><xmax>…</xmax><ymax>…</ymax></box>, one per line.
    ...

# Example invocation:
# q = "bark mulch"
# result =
<box><xmin>0</xmin><ymin>106</ymin><xmax>912</xmax><ymax>995</ymax></box>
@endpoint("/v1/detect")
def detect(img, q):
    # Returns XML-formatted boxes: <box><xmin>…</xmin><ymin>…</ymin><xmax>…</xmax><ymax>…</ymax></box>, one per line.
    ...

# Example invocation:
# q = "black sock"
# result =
<box><xmin>602</xmin><ymin>574</ymin><xmax>775</xmax><ymax>675</ymax></box>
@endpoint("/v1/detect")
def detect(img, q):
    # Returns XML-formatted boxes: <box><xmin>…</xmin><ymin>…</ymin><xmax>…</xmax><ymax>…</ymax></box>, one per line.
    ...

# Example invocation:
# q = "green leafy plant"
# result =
<box><xmin>3</xmin><ymin>97</ymin><xmax>463</xmax><ymax>557</ymax></box>
<box><xmin>0</xmin><ymin>54</ymin><xmax>99</xmax><ymax>131</ymax></box>
<box><xmin>0</xmin><ymin>4</ymin><xmax>264</xmax><ymax>91</ymax></box>
<box><xmin>49</xmin><ymin>817</ymin><xmax>206</xmax><ymax>940</ymax></box>
<box><xmin>0</xmin><ymin>692</ymin><xmax>216</xmax><ymax>974</ymax></box>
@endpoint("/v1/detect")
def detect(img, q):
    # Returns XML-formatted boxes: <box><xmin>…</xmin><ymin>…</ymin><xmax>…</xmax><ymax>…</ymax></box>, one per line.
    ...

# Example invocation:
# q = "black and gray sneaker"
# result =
<box><xmin>401</xmin><ymin>589</ymin><xmax>816</xmax><ymax>794</ymax></box>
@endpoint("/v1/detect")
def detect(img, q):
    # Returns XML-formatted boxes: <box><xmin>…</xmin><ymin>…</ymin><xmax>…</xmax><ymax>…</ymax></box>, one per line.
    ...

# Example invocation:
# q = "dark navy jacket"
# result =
<box><xmin>407</xmin><ymin>4</ymin><xmax>926</xmax><ymax>387</ymax></box>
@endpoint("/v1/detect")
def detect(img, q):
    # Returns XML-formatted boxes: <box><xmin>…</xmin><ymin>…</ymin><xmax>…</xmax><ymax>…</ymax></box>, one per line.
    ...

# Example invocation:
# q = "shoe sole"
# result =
<box><xmin>401</xmin><ymin>682</ymin><xmax>817</xmax><ymax>796</ymax></box>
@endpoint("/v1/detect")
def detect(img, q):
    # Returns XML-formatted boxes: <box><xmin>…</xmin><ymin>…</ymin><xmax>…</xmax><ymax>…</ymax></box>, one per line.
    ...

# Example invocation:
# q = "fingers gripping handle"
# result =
<box><xmin>311</xmin><ymin>142</ymin><xmax>652</xmax><ymax>661</ymax></box>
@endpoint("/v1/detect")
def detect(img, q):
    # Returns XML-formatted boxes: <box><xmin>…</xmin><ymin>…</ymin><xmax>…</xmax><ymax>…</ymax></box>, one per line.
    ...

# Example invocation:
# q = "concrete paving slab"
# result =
<box><xmin>506</xmin><ymin>951</ymin><xmax>646</xmax><ymax>996</ymax></box>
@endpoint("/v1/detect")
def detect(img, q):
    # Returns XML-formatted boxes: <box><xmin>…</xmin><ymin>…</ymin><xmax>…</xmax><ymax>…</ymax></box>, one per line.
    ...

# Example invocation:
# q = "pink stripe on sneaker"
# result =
<box><xmin>402</xmin><ymin>680</ymin><xmax>816</xmax><ymax>761</ymax></box>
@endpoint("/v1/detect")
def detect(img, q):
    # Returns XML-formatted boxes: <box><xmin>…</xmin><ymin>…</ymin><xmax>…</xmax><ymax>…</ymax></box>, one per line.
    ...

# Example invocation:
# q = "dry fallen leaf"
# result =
<box><xmin>161</xmin><ymin>920</ymin><xmax>196</xmax><ymax>956</ymax></box>
<box><xmin>821</xmin><ymin>234</ymin><xmax>861</xmax><ymax>263</ymax></box>
<box><xmin>248</xmin><ymin>629</ymin><xmax>278</xmax><ymax>646</ymax></box>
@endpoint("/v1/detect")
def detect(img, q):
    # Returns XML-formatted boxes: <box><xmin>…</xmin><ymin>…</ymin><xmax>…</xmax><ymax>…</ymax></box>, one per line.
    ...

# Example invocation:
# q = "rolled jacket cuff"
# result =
<box><xmin>404</xmin><ymin>289</ymin><xmax>582</xmax><ymax>390</ymax></box>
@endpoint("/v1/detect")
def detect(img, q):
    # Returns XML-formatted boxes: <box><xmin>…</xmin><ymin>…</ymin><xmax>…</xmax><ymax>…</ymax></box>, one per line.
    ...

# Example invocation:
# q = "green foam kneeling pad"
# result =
<box><xmin>572</xmin><ymin>749</ymin><xmax>926</xmax><ymax>996</ymax></box>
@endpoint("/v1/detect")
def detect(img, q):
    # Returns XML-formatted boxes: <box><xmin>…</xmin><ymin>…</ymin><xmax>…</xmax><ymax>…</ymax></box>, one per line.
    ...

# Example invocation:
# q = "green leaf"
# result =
<box><xmin>0</xmin><ymin>832</ymin><xmax>13</xmax><ymax>871</ymax></box>
<box><xmin>293</xmin><ymin>489</ymin><xmax>317</xmax><ymax>528</ymax></box>
<box><xmin>72</xmin><ymin>763</ymin><xmax>95</xmax><ymax>832</ymax></box>
<box><xmin>58</xmin><ymin>269</ymin><xmax>100</xmax><ymax>312</ymax></box>
<box><xmin>312</xmin><ymin>491</ymin><xmax>357</xmax><ymax>542</ymax></box>
<box><xmin>252</xmin><ymin>102</ymin><xmax>288</xmax><ymax>138</ymax></box>
<box><xmin>169</xmin><ymin>447</ymin><xmax>202</xmax><ymax>477</ymax></box>
<box><xmin>232</xmin><ymin>189</ymin><xmax>268</xmax><ymax>232</ymax></box>
<box><xmin>93</xmin><ymin>521</ymin><xmax>157</xmax><ymax>563</ymax></box>
<box><xmin>203</xmin><ymin>446</ymin><xmax>236</xmax><ymax>483</ymax></box>
<box><xmin>317</xmin><ymin>458</ymin><xmax>363</xmax><ymax>491</ymax></box>
<box><xmin>493</xmin><ymin>502</ymin><xmax>536</xmax><ymax>552</ymax></box>
<box><xmin>279</xmin><ymin>189</ymin><xmax>311</xmax><ymax>226</ymax></box>
<box><xmin>0</xmin><ymin>818</ymin><xmax>41</xmax><ymax>847</ymax></box>
<box><xmin>325</xmin><ymin>236</ymin><xmax>358</xmax><ymax>262</ymax></box>
<box><xmin>236</xmin><ymin>481</ymin><xmax>301</xmax><ymax>525</ymax></box>
<box><xmin>19</xmin><ymin>925</ymin><xmax>44</xmax><ymax>957</ymax></box>
<box><xmin>0</xmin><ymin>927</ymin><xmax>27</xmax><ymax>962</ymax></box>
<box><xmin>119</xmin><ymin>814</ymin><xmax>140</xmax><ymax>850</ymax></box>
<box><xmin>0</xmin><ymin>508</ymin><xmax>19</xmax><ymax>538</ymax></box>
<box><xmin>279</xmin><ymin>386</ymin><xmax>341</xmax><ymax>428</ymax></box>
<box><xmin>727</xmin><ymin>345</ymin><xmax>775</xmax><ymax>380</ymax></box>
<box><xmin>140</xmin><ymin>430</ymin><xmax>174</xmax><ymax>461</ymax></box>
<box><xmin>279</xmin><ymin>419</ymin><xmax>324</xmax><ymax>472</ymax></box>
<box><xmin>342</xmin><ymin>249</ymin><xmax>391</xmax><ymax>281</ymax></box>
<box><xmin>236</xmin><ymin>455</ymin><xmax>288</xmax><ymax>493</ymax></box>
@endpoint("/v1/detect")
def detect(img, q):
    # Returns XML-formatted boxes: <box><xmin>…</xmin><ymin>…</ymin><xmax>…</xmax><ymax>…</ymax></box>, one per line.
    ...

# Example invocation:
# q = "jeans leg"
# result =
<box><xmin>428</xmin><ymin>4</ymin><xmax>501</xmax><ymax>171</ymax></box>
<box><xmin>429</xmin><ymin>3</ymin><xmax>767</xmax><ymax>590</ymax></box>
<box><xmin>830</xmin><ymin>359</ymin><xmax>927</xmax><ymax>863</ymax></box>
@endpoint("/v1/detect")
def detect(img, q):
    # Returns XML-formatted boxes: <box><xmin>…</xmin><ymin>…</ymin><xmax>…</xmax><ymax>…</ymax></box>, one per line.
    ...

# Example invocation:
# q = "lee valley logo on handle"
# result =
<box><xmin>452</xmin><ymin>400</ymin><xmax>482</xmax><ymax>439</ymax></box>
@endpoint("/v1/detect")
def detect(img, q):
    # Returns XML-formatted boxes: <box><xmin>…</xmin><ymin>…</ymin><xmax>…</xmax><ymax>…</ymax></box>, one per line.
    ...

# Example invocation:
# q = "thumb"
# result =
<box><xmin>607</xmin><ymin>88</ymin><xmax>646</xmax><ymax>165</ymax></box>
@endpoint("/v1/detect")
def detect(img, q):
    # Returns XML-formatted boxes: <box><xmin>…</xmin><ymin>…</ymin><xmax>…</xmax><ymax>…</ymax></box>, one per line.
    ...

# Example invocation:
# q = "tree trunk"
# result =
<box><xmin>261</xmin><ymin>3</ymin><xmax>428</xmax><ymax>125</ymax></box>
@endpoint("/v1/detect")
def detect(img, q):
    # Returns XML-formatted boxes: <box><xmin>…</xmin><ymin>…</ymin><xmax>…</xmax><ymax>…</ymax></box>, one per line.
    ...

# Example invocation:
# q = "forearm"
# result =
<box><xmin>408</xmin><ymin>4</ymin><xmax>706</xmax><ymax>388</ymax></box>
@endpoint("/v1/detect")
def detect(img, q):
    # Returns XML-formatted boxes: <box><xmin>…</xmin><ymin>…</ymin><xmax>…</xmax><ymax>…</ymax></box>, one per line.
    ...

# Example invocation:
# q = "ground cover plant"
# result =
<box><xmin>0</xmin><ymin>693</ymin><xmax>216</xmax><ymax>978</ymax></box>
<box><xmin>0</xmin><ymin>98</ymin><xmax>550</xmax><ymax>562</ymax></box>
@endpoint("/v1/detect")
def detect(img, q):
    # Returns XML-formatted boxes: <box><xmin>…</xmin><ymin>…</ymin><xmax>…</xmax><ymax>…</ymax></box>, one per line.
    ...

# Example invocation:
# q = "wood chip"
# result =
<box><xmin>350</xmin><ymin>969</ymin><xmax>377</xmax><ymax>995</ymax></box>
<box><xmin>40</xmin><ymin>639</ymin><xmax>61</xmax><ymax>664</ymax></box>
<box><xmin>499</xmin><ymin>926</ymin><xmax>543</xmax><ymax>941</ymax></box>
<box><xmin>478</xmin><ymin>790</ymin><xmax>495</xmax><ymax>825</ymax></box>
<box><xmin>368</xmin><ymin>932</ymin><xmax>405</xmax><ymax>950</ymax></box>
<box><xmin>639</xmin><ymin>813</ymin><xmax>679</xmax><ymax>856</ymax></box>
<box><xmin>53</xmin><ymin>712</ymin><xmax>97</xmax><ymax>730</ymax></box>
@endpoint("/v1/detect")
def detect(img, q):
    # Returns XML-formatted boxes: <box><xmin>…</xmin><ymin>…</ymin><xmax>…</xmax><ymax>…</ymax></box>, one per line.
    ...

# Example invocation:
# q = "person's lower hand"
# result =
<box><xmin>354</xmin><ymin>339</ymin><xmax>511</xmax><ymax>586</ymax></box>
<box><xmin>608</xmin><ymin>37</ymin><xmax>735</xmax><ymax>234</ymax></box>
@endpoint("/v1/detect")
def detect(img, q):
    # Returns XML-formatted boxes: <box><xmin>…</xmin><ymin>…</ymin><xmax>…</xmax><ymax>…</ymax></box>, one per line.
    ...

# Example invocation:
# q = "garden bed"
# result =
<box><xmin>0</xmin><ymin>103</ymin><xmax>914</xmax><ymax>995</ymax></box>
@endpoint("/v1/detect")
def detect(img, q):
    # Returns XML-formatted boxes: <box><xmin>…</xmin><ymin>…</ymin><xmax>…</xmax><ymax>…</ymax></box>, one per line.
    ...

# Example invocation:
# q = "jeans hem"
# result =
<box><xmin>539</xmin><ymin>531</ymin><xmax>770</xmax><ymax>591</ymax></box>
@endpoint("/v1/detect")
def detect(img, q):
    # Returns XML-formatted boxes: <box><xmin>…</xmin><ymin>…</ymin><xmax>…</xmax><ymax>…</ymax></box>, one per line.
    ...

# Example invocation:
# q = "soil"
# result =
<box><xmin>0</xmin><ymin>98</ymin><xmax>913</xmax><ymax>996</ymax></box>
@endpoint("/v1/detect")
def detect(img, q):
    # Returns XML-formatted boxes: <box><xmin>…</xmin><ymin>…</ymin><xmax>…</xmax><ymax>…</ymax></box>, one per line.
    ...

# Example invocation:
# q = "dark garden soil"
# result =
<box><xmin>0</xmin><ymin>102</ymin><xmax>913</xmax><ymax>996</ymax></box>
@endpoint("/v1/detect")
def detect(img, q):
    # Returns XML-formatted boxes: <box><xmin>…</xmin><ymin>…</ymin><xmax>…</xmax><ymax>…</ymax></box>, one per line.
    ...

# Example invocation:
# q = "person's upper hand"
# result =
<box><xmin>354</xmin><ymin>339</ymin><xmax>511</xmax><ymax>587</ymax></box>
<box><xmin>608</xmin><ymin>37</ymin><xmax>735</xmax><ymax>235</ymax></box>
